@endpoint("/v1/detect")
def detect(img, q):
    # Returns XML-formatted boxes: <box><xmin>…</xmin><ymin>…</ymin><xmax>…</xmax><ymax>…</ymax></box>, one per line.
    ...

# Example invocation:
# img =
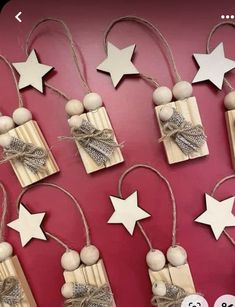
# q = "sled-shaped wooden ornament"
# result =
<box><xmin>155</xmin><ymin>97</ymin><xmax>209</xmax><ymax>164</ymax></box>
<box><xmin>63</xmin><ymin>259</ymin><xmax>116</xmax><ymax>307</ymax></box>
<box><xmin>75</xmin><ymin>107</ymin><xmax>124</xmax><ymax>174</ymax></box>
<box><xmin>149</xmin><ymin>263</ymin><xmax>195</xmax><ymax>294</ymax></box>
<box><xmin>225</xmin><ymin>110</ymin><xmax>235</xmax><ymax>170</ymax></box>
<box><xmin>7</xmin><ymin>120</ymin><xmax>59</xmax><ymax>187</ymax></box>
<box><xmin>0</xmin><ymin>255</ymin><xmax>37</xmax><ymax>307</ymax></box>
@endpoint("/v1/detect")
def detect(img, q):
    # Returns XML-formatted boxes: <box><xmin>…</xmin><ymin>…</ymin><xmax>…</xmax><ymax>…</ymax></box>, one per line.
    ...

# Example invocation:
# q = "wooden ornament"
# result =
<box><xmin>63</xmin><ymin>259</ymin><xmax>116</xmax><ymax>307</ymax></box>
<box><xmin>225</xmin><ymin>110</ymin><xmax>235</xmax><ymax>169</ymax></box>
<box><xmin>148</xmin><ymin>263</ymin><xmax>195</xmax><ymax>294</ymax></box>
<box><xmin>7</xmin><ymin>120</ymin><xmax>59</xmax><ymax>187</ymax></box>
<box><xmin>0</xmin><ymin>255</ymin><xmax>37</xmax><ymax>307</ymax></box>
<box><xmin>155</xmin><ymin>97</ymin><xmax>209</xmax><ymax>164</ymax></box>
<box><xmin>75</xmin><ymin>107</ymin><xmax>124</xmax><ymax>174</ymax></box>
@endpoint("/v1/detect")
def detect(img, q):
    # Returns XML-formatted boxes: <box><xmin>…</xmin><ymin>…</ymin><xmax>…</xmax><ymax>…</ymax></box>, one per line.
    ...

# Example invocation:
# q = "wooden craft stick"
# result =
<box><xmin>63</xmin><ymin>259</ymin><xmax>116</xmax><ymax>307</ymax></box>
<box><xmin>168</xmin><ymin>263</ymin><xmax>195</xmax><ymax>294</ymax></box>
<box><xmin>225</xmin><ymin>110</ymin><xmax>235</xmax><ymax>169</ymax></box>
<box><xmin>7</xmin><ymin>120</ymin><xmax>59</xmax><ymax>187</ymax></box>
<box><xmin>0</xmin><ymin>255</ymin><xmax>37</xmax><ymax>307</ymax></box>
<box><xmin>155</xmin><ymin>97</ymin><xmax>209</xmax><ymax>164</ymax></box>
<box><xmin>148</xmin><ymin>267</ymin><xmax>172</xmax><ymax>285</ymax></box>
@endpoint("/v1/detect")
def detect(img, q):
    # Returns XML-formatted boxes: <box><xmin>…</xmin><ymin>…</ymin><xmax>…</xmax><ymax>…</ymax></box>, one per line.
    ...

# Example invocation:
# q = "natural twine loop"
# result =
<box><xmin>16</xmin><ymin>182</ymin><xmax>92</xmax><ymax>250</ymax></box>
<box><xmin>207</xmin><ymin>21</ymin><xmax>235</xmax><ymax>93</ymax></box>
<box><xmin>25</xmin><ymin>17</ymin><xmax>91</xmax><ymax>99</ymax></box>
<box><xmin>103</xmin><ymin>15</ymin><xmax>182</xmax><ymax>86</ymax></box>
<box><xmin>0</xmin><ymin>182</ymin><xmax>7</xmax><ymax>243</ymax></box>
<box><xmin>118</xmin><ymin>164</ymin><xmax>177</xmax><ymax>250</ymax></box>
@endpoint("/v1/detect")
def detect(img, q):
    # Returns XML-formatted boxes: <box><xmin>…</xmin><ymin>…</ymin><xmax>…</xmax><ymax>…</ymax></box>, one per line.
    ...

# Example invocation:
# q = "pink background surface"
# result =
<box><xmin>0</xmin><ymin>0</ymin><xmax>234</xmax><ymax>306</ymax></box>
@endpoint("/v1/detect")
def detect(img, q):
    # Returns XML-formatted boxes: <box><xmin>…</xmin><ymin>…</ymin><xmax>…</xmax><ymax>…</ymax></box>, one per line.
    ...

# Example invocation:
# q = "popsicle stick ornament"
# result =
<box><xmin>99</xmin><ymin>16</ymin><xmax>209</xmax><ymax>164</ymax></box>
<box><xmin>0</xmin><ymin>55</ymin><xmax>59</xmax><ymax>187</ymax></box>
<box><xmin>25</xmin><ymin>18</ymin><xmax>124</xmax><ymax>174</ymax></box>
<box><xmin>0</xmin><ymin>182</ymin><xmax>37</xmax><ymax>306</ymax></box>
<box><xmin>109</xmin><ymin>164</ymin><xmax>198</xmax><ymax>305</ymax></box>
<box><xmin>8</xmin><ymin>182</ymin><xmax>116</xmax><ymax>306</ymax></box>
<box><xmin>206</xmin><ymin>22</ymin><xmax>235</xmax><ymax>170</ymax></box>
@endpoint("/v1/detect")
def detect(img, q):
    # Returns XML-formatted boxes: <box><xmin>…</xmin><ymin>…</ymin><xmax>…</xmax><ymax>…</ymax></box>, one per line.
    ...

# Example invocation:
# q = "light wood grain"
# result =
<box><xmin>148</xmin><ymin>267</ymin><xmax>172</xmax><ymax>284</ymax></box>
<box><xmin>74</xmin><ymin>107</ymin><xmax>124</xmax><ymax>174</ymax></box>
<box><xmin>225</xmin><ymin>110</ymin><xmax>235</xmax><ymax>169</ymax></box>
<box><xmin>7</xmin><ymin>120</ymin><xmax>59</xmax><ymax>187</ymax></box>
<box><xmin>0</xmin><ymin>255</ymin><xmax>37</xmax><ymax>307</ymax></box>
<box><xmin>64</xmin><ymin>259</ymin><xmax>116</xmax><ymax>307</ymax></box>
<box><xmin>155</xmin><ymin>97</ymin><xmax>209</xmax><ymax>164</ymax></box>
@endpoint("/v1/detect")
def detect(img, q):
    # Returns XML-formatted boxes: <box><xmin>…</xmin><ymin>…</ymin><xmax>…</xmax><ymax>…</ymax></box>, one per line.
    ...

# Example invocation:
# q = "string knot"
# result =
<box><xmin>60</xmin><ymin>119</ymin><xmax>122</xmax><ymax>166</ymax></box>
<box><xmin>159</xmin><ymin>109</ymin><xmax>206</xmax><ymax>155</ymax></box>
<box><xmin>64</xmin><ymin>283</ymin><xmax>113</xmax><ymax>307</ymax></box>
<box><xmin>0</xmin><ymin>276</ymin><xmax>22</xmax><ymax>305</ymax></box>
<box><xmin>1</xmin><ymin>137</ymin><xmax>48</xmax><ymax>173</ymax></box>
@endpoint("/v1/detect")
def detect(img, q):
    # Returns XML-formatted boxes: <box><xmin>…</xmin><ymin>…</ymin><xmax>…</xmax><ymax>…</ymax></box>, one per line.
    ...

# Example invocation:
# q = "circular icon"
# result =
<box><xmin>214</xmin><ymin>294</ymin><xmax>235</xmax><ymax>307</ymax></box>
<box><xmin>181</xmin><ymin>294</ymin><xmax>209</xmax><ymax>307</ymax></box>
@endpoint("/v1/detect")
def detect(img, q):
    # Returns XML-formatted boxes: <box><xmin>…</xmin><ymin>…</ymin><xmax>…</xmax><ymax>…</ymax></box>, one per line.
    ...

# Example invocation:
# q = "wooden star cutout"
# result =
<box><xmin>192</xmin><ymin>42</ymin><xmax>235</xmax><ymax>89</ymax></box>
<box><xmin>7</xmin><ymin>203</ymin><xmax>47</xmax><ymax>247</ymax></box>
<box><xmin>108</xmin><ymin>191</ymin><xmax>151</xmax><ymax>235</ymax></box>
<box><xmin>97</xmin><ymin>42</ymin><xmax>139</xmax><ymax>87</ymax></box>
<box><xmin>12</xmin><ymin>49</ymin><xmax>53</xmax><ymax>93</ymax></box>
<box><xmin>195</xmin><ymin>194</ymin><xmax>235</xmax><ymax>240</ymax></box>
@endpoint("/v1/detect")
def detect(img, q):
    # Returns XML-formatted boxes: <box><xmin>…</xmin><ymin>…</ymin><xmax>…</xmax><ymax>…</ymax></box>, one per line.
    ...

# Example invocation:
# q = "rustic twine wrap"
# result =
<box><xmin>0</xmin><ymin>276</ymin><xmax>22</xmax><ymax>305</ymax></box>
<box><xmin>159</xmin><ymin>109</ymin><xmax>206</xmax><ymax>155</ymax></box>
<box><xmin>64</xmin><ymin>284</ymin><xmax>113</xmax><ymax>307</ymax></box>
<box><xmin>151</xmin><ymin>283</ymin><xmax>187</xmax><ymax>307</ymax></box>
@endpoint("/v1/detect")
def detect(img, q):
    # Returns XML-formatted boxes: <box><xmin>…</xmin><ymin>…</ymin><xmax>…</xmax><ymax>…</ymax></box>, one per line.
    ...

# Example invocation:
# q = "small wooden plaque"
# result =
<box><xmin>7</xmin><ymin>120</ymin><xmax>59</xmax><ymax>187</ymax></box>
<box><xmin>225</xmin><ymin>110</ymin><xmax>235</xmax><ymax>170</ymax></box>
<box><xmin>148</xmin><ymin>263</ymin><xmax>195</xmax><ymax>294</ymax></box>
<box><xmin>0</xmin><ymin>255</ymin><xmax>37</xmax><ymax>307</ymax></box>
<box><xmin>63</xmin><ymin>259</ymin><xmax>116</xmax><ymax>307</ymax></box>
<box><xmin>155</xmin><ymin>97</ymin><xmax>209</xmax><ymax>164</ymax></box>
<box><xmin>75</xmin><ymin>107</ymin><xmax>124</xmax><ymax>174</ymax></box>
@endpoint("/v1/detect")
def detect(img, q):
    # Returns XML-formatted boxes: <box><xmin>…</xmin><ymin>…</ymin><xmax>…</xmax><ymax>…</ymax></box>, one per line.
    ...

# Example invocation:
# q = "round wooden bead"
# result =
<box><xmin>172</xmin><ymin>81</ymin><xmax>193</xmax><ymax>100</ymax></box>
<box><xmin>61</xmin><ymin>250</ymin><xmax>80</xmax><ymax>271</ymax></box>
<box><xmin>153</xmin><ymin>86</ymin><xmax>173</xmax><ymax>105</ymax></box>
<box><xmin>61</xmin><ymin>283</ymin><xmax>74</xmax><ymax>299</ymax></box>
<box><xmin>159</xmin><ymin>106</ymin><xmax>174</xmax><ymax>121</ymax></box>
<box><xmin>0</xmin><ymin>242</ymin><xmax>13</xmax><ymax>261</ymax></box>
<box><xmin>0</xmin><ymin>133</ymin><xmax>12</xmax><ymax>148</ymax></box>
<box><xmin>83</xmin><ymin>93</ymin><xmax>103</xmax><ymax>111</ymax></box>
<box><xmin>0</xmin><ymin>116</ymin><xmax>14</xmax><ymax>134</ymax></box>
<box><xmin>80</xmin><ymin>245</ymin><xmax>100</xmax><ymax>265</ymax></box>
<box><xmin>166</xmin><ymin>245</ymin><xmax>187</xmax><ymax>267</ymax></box>
<box><xmin>224</xmin><ymin>91</ymin><xmax>235</xmax><ymax>110</ymax></box>
<box><xmin>68</xmin><ymin>115</ymin><xmax>83</xmax><ymax>128</ymax></box>
<box><xmin>12</xmin><ymin>108</ymin><xmax>32</xmax><ymax>126</ymax></box>
<box><xmin>152</xmin><ymin>281</ymin><xmax>166</xmax><ymax>296</ymax></box>
<box><xmin>65</xmin><ymin>99</ymin><xmax>84</xmax><ymax>116</ymax></box>
<box><xmin>146</xmin><ymin>249</ymin><xmax>166</xmax><ymax>271</ymax></box>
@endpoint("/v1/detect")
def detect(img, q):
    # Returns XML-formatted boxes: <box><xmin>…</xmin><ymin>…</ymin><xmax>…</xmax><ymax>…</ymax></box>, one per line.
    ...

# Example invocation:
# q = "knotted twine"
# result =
<box><xmin>159</xmin><ymin>109</ymin><xmax>206</xmax><ymax>155</ymax></box>
<box><xmin>60</xmin><ymin>119</ymin><xmax>121</xmax><ymax>166</ymax></box>
<box><xmin>0</xmin><ymin>183</ymin><xmax>23</xmax><ymax>305</ymax></box>
<box><xmin>1</xmin><ymin>137</ymin><xmax>48</xmax><ymax>173</ymax></box>
<box><xmin>64</xmin><ymin>284</ymin><xmax>113</xmax><ymax>307</ymax></box>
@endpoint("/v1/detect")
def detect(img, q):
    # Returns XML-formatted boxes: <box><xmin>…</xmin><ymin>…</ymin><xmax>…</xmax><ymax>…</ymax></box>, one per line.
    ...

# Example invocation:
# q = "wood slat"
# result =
<box><xmin>155</xmin><ymin>97</ymin><xmax>209</xmax><ymax>164</ymax></box>
<box><xmin>148</xmin><ymin>267</ymin><xmax>172</xmax><ymax>285</ymax></box>
<box><xmin>0</xmin><ymin>256</ymin><xmax>37</xmax><ymax>307</ymax></box>
<box><xmin>74</xmin><ymin>107</ymin><xmax>124</xmax><ymax>174</ymax></box>
<box><xmin>225</xmin><ymin>110</ymin><xmax>235</xmax><ymax>169</ymax></box>
<box><xmin>63</xmin><ymin>259</ymin><xmax>116</xmax><ymax>307</ymax></box>
<box><xmin>168</xmin><ymin>263</ymin><xmax>196</xmax><ymax>294</ymax></box>
<box><xmin>7</xmin><ymin>120</ymin><xmax>59</xmax><ymax>187</ymax></box>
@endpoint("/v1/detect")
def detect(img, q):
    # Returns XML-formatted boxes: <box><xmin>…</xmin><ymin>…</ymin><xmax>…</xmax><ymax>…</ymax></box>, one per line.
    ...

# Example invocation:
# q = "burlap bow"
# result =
<box><xmin>159</xmin><ymin>109</ymin><xmax>206</xmax><ymax>155</ymax></box>
<box><xmin>61</xmin><ymin>119</ymin><xmax>121</xmax><ymax>166</ymax></box>
<box><xmin>1</xmin><ymin>137</ymin><xmax>48</xmax><ymax>173</ymax></box>
<box><xmin>0</xmin><ymin>277</ymin><xmax>22</xmax><ymax>305</ymax></box>
<box><xmin>64</xmin><ymin>283</ymin><xmax>113</xmax><ymax>307</ymax></box>
<box><xmin>151</xmin><ymin>283</ymin><xmax>188</xmax><ymax>307</ymax></box>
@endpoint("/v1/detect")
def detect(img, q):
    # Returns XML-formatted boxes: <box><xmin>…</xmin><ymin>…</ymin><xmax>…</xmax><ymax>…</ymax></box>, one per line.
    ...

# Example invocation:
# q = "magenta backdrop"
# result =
<box><xmin>0</xmin><ymin>0</ymin><xmax>234</xmax><ymax>306</ymax></box>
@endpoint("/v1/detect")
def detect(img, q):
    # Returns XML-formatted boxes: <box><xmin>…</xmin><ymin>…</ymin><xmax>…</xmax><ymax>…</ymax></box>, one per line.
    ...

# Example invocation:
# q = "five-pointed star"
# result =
<box><xmin>97</xmin><ymin>42</ymin><xmax>139</xmax><ymax>87</ymax></box>
<box><xmin>7</xmin><ymin>203</ymin><xmax>47</xmax><ymax>247</ymax></box>
<box><xmin>108</xmin><ymin>191</ymin><xmax>151</xmax><ymax>235</ymax></box>
<box><xmin>192</xmin><ymin>42</ymin><xmax>235</xmax><ymax>89</ymax></box>
<box><xmin>12</xmin><ymin>49</ymin><xmax>53</xmax><ymax>93</ymax></box>
<box><xmin>195</xmin><ymin>194</ymin><xmax>235</xmax><ymax>240</ymax></box>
